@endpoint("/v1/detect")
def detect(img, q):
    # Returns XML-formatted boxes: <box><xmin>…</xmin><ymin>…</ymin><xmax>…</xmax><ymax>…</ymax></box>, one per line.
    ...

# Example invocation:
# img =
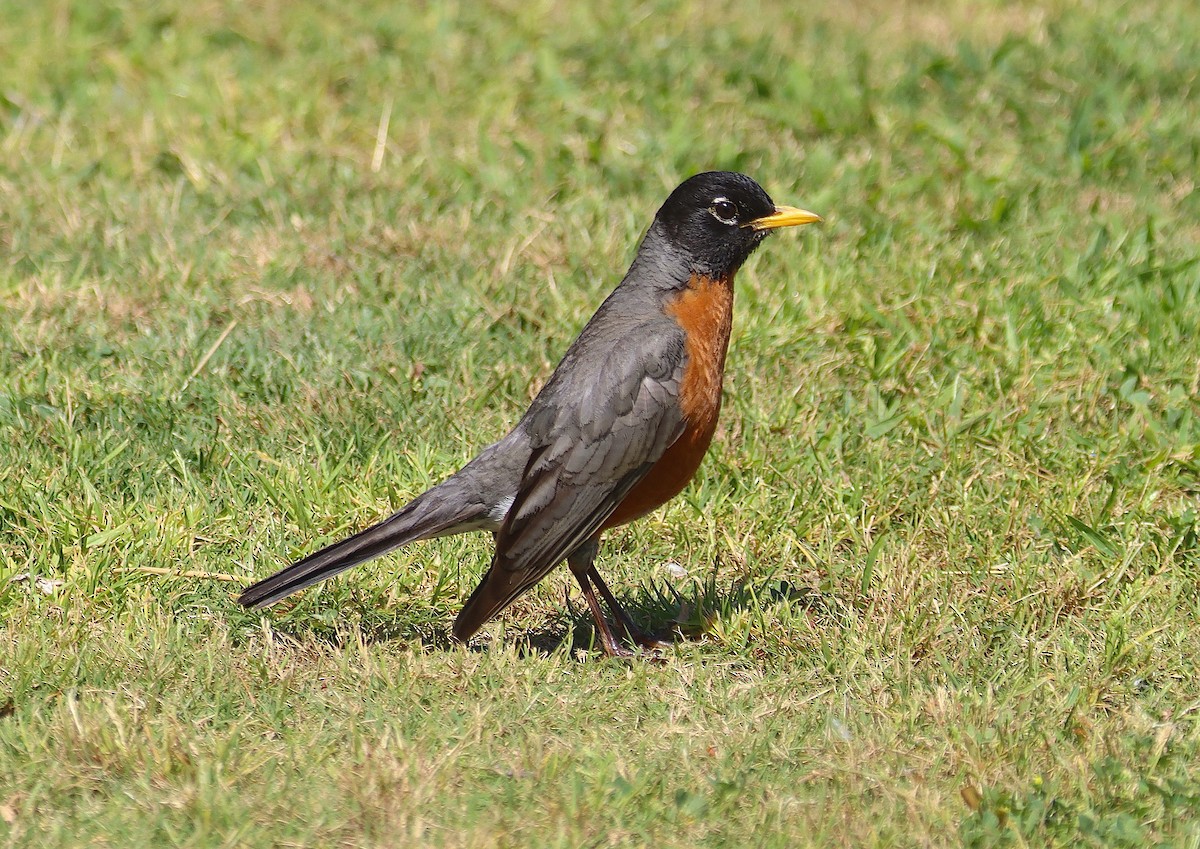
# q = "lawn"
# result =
<box><xmin>2</xmin><ymin>0</ymin><xmax>1199</xmax><ymax>846</ymax></box>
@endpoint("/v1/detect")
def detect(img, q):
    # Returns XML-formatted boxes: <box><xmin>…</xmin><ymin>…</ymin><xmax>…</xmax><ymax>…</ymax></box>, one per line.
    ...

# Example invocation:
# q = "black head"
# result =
<box><xmin>653</xmin><ymin>171</ymin><xmax>820</xmax><ymax>279</ymax></box>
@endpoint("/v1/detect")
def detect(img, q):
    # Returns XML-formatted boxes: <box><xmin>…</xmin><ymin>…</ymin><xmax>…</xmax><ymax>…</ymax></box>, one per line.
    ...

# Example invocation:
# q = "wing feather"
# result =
<box><xmin>452</xmin><ymin>323</ymin><xmax>687</xmax><ymax>638</ymax></box>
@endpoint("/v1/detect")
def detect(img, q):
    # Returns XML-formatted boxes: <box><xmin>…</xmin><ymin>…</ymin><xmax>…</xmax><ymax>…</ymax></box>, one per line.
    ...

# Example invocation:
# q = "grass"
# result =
<box><xmin>2</xmin><ymin>0</ymin><xmax>1200</xmax><ymax>845</ymax></box>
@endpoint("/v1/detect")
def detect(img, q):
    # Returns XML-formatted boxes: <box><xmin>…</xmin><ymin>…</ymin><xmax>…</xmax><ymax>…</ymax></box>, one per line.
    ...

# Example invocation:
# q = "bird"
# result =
<box><xmin>238</xmin><ymin>171</ymin><xmax>820</xmax><ymax>656</ymax></box>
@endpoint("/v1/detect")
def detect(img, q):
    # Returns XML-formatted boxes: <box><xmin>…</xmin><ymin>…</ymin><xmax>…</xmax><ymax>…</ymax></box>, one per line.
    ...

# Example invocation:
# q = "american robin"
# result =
<box><xmin>238</xmin><ymin>171</ymin><xmax>820</xmax><ymax>656</ymax></box>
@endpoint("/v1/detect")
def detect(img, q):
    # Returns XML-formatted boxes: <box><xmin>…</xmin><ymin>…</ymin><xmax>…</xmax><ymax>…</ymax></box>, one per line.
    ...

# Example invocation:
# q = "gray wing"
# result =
<box><xmin>452</xmin><ymin>322</ymin><xmax>686</xmax><ymax>636</ymax></box>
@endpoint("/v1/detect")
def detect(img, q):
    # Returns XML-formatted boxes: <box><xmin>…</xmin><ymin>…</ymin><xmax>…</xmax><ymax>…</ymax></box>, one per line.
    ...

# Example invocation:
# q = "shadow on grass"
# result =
<box><xmin>239</xmin><ymin>571</ymin><xmax>834</xmax><ymax>658</ymax></box>
<box><xmin>515</xmin><ymin>573</ymin><xmax>836</xmax><ymax>657</ymax></box>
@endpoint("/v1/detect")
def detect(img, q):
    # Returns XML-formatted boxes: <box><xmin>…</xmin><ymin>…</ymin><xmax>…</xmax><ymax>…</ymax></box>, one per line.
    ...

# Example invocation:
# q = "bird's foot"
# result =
<box><xmin>585</xmin><ymin>617</ymin><xmax>635</xmax><ymax>659</ymax></box>
<box><xmin>613</xmin><ymin>617</ymin><xmax>674</xmax><ymax>653</ymax></box>
<box><xmin>602</xmin><ymin>616</ymin><xmax>672</xmax><ymax>659</ymax></box>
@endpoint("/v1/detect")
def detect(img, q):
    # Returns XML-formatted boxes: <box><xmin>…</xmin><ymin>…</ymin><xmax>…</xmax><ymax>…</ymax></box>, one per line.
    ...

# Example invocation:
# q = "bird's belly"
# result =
<box><xmin>601</xmin><ymin>411</ymin><xmax>720</xmax><ymax>529</ymax></box>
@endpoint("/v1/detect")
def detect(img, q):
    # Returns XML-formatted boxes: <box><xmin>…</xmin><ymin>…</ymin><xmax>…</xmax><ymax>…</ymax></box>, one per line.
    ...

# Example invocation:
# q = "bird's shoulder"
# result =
<box><xmin>520</xmin><ymin>292</ymin><xmax>687</xmax><ymax>448</ymax></box>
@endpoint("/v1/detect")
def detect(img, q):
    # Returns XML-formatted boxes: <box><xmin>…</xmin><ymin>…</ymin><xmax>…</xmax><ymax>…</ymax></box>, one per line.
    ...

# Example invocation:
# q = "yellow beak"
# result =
<box><xmin>746</xmin><ymin>205</ymin><xmax>823</xmax><ymax>230</ymax></box>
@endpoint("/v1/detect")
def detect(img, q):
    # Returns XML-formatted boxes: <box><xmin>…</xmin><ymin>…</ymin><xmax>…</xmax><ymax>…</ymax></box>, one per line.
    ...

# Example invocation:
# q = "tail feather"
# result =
<box><xmin>239</xmin><ymin>434</ymin><xmax>529</xmax><ymax>614</ymax></box>
<box><xmin>238</xmin><ymin>496</ymin><xmax>481</xmax><ymax>610</ymax></box>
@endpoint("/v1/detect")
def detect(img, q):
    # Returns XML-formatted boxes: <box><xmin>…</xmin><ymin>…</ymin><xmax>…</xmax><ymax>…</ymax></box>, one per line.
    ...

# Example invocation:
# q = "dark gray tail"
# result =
<box><xmin>238</xmin><ymin>493</ymin><xmax>485</xmax><ymax>610</ymax></box>
<box><xmin>238</xmin><ymin>433</ymin><xmax>528</xmax><ymax>611</ymax></box>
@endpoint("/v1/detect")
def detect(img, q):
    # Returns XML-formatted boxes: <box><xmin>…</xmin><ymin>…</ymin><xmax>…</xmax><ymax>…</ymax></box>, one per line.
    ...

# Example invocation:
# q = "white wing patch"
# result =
<box><xmin>488</xmin><ymin>493</ymin><xmax>516</xmax><ymax>525</ymax></box>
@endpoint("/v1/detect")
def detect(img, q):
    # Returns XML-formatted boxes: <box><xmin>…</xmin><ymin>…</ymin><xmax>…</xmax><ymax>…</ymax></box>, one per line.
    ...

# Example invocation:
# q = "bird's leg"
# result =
<box><xmin>567</xmin><ymin>540</ymin><xmax>632</xmax><ymax>657</ymax></box>
<box><xmin>567</xmin><ymin>540</ymin><xmax>669</xmax><ymax>655</ymax></box>
<box><xmin>573</xmin><ymin>568</ymin><xmax>634</xmax><ymax>658</ymax></box>
<box><xmin>586</xmin><ymin>566</ymin><xmax>672</xmax><ymax>651</ymax></box>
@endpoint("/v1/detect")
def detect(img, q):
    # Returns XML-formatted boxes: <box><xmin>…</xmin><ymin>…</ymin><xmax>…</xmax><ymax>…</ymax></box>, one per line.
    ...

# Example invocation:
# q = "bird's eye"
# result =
<box><xmin>709</xmin><ymin>197</ymin><xmax>739</xmax><ymax>225</ymax></box>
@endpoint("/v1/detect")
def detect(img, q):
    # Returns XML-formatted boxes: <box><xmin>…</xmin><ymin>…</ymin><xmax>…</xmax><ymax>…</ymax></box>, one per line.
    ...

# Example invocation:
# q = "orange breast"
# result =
<box><xmin>602</xmin><ymin>273</ymin><xmax>735</xmax><ymax>530</ymax></box>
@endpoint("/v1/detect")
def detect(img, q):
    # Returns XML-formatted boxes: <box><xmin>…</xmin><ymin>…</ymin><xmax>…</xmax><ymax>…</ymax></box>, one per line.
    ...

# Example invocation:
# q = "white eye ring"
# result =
<box><xmin>709</xmin><ymin>197</ymin><xmax>739</xmax><ymax>225</ymax></box>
